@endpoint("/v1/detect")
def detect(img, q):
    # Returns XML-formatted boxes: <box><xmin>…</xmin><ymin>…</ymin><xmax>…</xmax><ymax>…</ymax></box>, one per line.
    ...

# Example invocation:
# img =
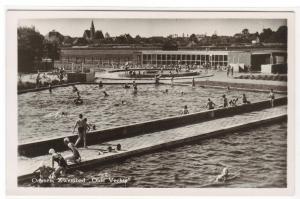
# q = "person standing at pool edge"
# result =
<box><xmin>83</xmin><ymin>118</ymin><xmax>90</xmax><ymax>148</ymax></box>
<box><xmin>269</xmin><ymin>89</ymin><xmax>275</xmax><ymax>107</ymax></box>
<box><xmin>72</xmin><ymin>114</ymin><xmax>85</xmax><ymax>147</ymax></box>
<box><xmin>222</xmin><ymin>94</ymin><xmax>228</xmax><ymax>108</ymax></box>
<box><xmin>181</xmin><ymin>105</ymin><xmax>189</xmax><ymax>115</ymax></box>
<box><xmin>206</xmin><ymin>98</ymin><xmax>216</xmax><ymax>110</ymax></box>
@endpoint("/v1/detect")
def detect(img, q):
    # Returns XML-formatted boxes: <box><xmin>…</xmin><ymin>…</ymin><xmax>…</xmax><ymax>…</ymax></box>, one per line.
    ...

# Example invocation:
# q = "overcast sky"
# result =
<box><xmin>18</xmin><ymin>18</ymin><xmax>287</xmax><ymax>37</ymax></box>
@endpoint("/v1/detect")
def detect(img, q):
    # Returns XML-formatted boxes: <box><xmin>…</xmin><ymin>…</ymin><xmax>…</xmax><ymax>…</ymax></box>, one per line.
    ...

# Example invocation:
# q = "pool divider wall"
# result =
<box><xmin>199</xmin><ymin>80</ymin><xmax>287</xmax><ymax>92</ymax></box>
<box><xmin>18</xmin><ymin>113</ymin><xmax>287</xmax><ymax>183</ymax></box>
<box><xmin>18</xmin><ymin>97</ymin><xmax>287</xmax><ymax>157</ymax></box>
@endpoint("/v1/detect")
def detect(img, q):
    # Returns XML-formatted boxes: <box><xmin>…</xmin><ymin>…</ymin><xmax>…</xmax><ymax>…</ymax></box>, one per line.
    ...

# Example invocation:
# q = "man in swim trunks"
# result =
<box><xmin>73</xmin><ymin>114</ymin><xmax>85</xmax><ymax>147</ymax></box>
<box><xmin>222</xmin><ymin>94</ymin><xmax>228</xmax><ymax>108</ymax></box>
<box><xmin>83</xmin><ymin>118</ymin><xmax>90</xmax><ymax>148</ymax></box>
<box><xmin>206</xmin><ymin>98</ymin><xmax>216</xmax><ymax>110</ymax></box>
<box><xmin>48</xmin><ymin>148</ymin><xmax>67</xmax><ymax>179</ymax></box>
<box><xmin>181</xmin><ymin>105</ymin><xmax>189</xmax><ymax>115</ymax></box>
<box><xmin>269</xmin><ymin>89</ymin><xmax>275</xmax><ymax>107</ymax></box>
<box><xmin>63</xmin><ymin>138</ymin><xmax>81</xmax><ymax>164</ymax></box>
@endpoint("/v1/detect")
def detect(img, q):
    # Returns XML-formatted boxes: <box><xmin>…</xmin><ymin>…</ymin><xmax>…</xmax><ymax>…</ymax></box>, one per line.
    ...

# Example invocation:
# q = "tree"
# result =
<box><xmin>242</xmin><ymin>28</ymin><xmax>249</xmax><ymax>35</ymax></box>
<box><xmin>43</xmin><ymin>40</ymin><xmax>61</xmax><ymax>63</ymax></box>
<box><xmin>94</xmin><ymin>30</ymin><xmax>104</xmax><ymax>39</ymax></box>
<box><xmin>105</xmin><ymin>32</ymin><xmax>110</xmax><ymax>38</ymax></box>
<box><xmin>18</xmin><ymin>26</ymin><xmax>44</xmax><ymax>72</ymax></box>
<box><xmin>259</xmin><ymin>28</ymin><xmax>274</xmax><ymax>42</ymax></box>
<box><xmin>162</xmin><ymin>39</ymin><xmax>178</xmax><ymax>50</ymax></box>
<box><xmin>274</xmin><ymin>26</ymin><xmax>287</xmax><ymax>43</ymax></box>
<box><xmin>189</xmin><ymin>34</ymin><xmax>198</xmax><ymax>43</ymax></box>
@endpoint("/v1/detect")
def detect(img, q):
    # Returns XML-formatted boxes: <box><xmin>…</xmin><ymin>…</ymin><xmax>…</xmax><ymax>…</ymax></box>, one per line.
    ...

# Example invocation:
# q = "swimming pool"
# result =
<box><xmin>18</xmin><ymin>84</ymin><xmax>284</xmax><ymax>143</ymax></box>
<box><xmin>19</xmin><ymin>122</ymin><xmax>287</xmax><ymax>188</ymax></box>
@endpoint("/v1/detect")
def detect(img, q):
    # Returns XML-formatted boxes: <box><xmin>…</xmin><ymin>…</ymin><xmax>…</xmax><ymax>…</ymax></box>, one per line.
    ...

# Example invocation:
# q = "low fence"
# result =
<box><xmin>18</xmin><ymin>97</ymin><xmax>287</xmax><ymax>157</ymax></box>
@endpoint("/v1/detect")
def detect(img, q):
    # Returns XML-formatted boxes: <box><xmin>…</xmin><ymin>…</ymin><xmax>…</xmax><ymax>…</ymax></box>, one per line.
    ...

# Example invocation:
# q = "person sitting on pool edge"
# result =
<box><xmin>48</xmin><ymin>148</ymin><xmax>68</xmax><ymax>179</ymax></box>
<box><xmin>229</xmin><ymin>97</ymin><xmax>239</xmax><ymax>107</ymax></box>
<box><xmin>63</xmin><ymin>137</ymin><xmax>81</xmax><ymax>164</ymax></box>
<box><xmin>33</xmin><ymin>161</ymin><xmax>55</xmax><ymax>180</ymax></box>
<box><xmin>181</xmin><ymin>105</ymin><xmax>189</xmax><ymax>115</ymax></box>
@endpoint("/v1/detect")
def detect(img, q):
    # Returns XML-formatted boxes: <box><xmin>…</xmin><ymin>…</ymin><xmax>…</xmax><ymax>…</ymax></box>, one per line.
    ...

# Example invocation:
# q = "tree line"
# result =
<box><xmin>18</xmin><ymin>25</ymin><xmax>287</xmax><ymax>72</ymax></box>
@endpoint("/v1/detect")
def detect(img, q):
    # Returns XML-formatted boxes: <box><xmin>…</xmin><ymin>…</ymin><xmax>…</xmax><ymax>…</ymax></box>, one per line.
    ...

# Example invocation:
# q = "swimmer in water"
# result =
<box><xmin>181</xmin><ymin>105</ymin><xmax>189</xmax><ymax>115</ymax></box>
<box><xmin>133</xmin><ymin>84</ymin><xmax>138</xmax><ymax>94</ymax></box>
<box><xmin>181</xmin><ymin>91</ymin><xmax>184</xmax><ymax>96</ymax></box>
<box><xmin>124</xmin><ymin>83</ymin><xmax>130</xmax><ymax>89</ymax></box>
<box><xmin>54</xmin><ymin>111</ymin><xmax>68</xmax><ymax>119</ymax></box>
<box><xmin>99</xmin><ymin>81</ymin><xmax>103</xmax><ymax>88</ymax></box>
<box><xmin>114</xmin><ymin>100</ymin><xmax>127</xmax><ymax>106</ymax></box>
<box><xmin>163</xmin><ymin>89</ymin><xmax>168</xmax><ymax>94</ymax></box>
<box><xmin>72</xmin><ymin>85</ymin><xmax>78</xmax><ymax>93</ymax></box>
<box><xmin>103</xmin><ymin>91</ymin><xmax>109</xmax><ymax>97</ymax></box>
<box><xmin>132</xmin><ymin>81</ymin><xmax>137</xmax><ymax>88</ymax></box>
<box><xmin>215</xmin><ymin>167</ymin><xmax>229</xmax><ymax>183</ymax></box>
<box><xmin>192</xmin><ymin>78</ymin><xmax>195</xmax><ymax>87</ymax></box>
<box><xmin>63</xmin><ymin>137</ymin><xmax>81</xmax><ymax>164</ymax></box>
<box><xmin>74</xmin><ymin>95</ymin><xmax>83</xmax><ymax>105</ymax></box>
<box><xmin>48</xmin><ymin>148</ymin><xmax>67</xmax><ymax>179</ymax></box>
<box><xmin>48</xmin><ymin>83</ymin><xmax>52</xmax><ymax>93</ymax></box>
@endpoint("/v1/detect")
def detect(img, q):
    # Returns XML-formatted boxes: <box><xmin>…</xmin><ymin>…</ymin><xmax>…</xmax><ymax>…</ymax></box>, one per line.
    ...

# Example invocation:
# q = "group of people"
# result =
<box><xmin>34</xmin><ymin>137</ymin><xmax>81</xmax><ymax>180</ymax></box>
<box><xmin>35</xmin><ymin>113</ymin><xmax>96</xmax><ymax>179</ymax></box>
<box><xmin>226</xmin><ymin>65</ymin><xmax>234</xmax><ymax>77</ymax></box>
<box><xmin>181</xmin><ymin>89</ymin><xmax>276</xmax><ymax>115</ymax></box>
<box><xmin>181</xmin><ymin>93</ymin><xmax>252</xmax><ymax>115</ymax></box>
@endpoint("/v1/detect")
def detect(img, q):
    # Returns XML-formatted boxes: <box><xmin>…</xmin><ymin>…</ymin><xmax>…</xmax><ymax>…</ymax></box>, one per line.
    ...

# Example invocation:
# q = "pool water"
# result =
<box><xmin>18</xmin><ymin>84</ymin><xmax>283</xmax><ymax>143</ymax></box>
<box><xmin>21</xmin><ymin>122</ymin><xmax>287</xmax><ymax>188</ymax></box>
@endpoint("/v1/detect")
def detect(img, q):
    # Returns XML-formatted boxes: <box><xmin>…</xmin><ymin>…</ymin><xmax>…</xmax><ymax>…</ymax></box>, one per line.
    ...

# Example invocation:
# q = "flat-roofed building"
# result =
<box><xmin>57</xmin><ymin>47</ymin><xmax>287</xmax><ymax>73</ymax></box>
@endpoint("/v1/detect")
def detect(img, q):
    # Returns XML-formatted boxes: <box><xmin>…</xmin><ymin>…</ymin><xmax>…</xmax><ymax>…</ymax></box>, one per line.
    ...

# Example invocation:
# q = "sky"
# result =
<box><xmin>18</xmin><ymin>18</ymin><xmax>287</xmax><ymax>37</ymax></box>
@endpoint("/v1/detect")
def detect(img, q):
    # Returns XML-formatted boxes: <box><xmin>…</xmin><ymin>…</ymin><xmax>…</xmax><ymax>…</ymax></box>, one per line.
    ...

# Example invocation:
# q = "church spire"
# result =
<box><xmin>90</xmin><ymin>20</ymin><xmax>95</xmax><ymax>39</ymax></box>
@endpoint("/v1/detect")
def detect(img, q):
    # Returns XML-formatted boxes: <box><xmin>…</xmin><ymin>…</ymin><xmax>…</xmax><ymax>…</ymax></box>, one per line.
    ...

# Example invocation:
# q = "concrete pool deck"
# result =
<box><xmin>18</xmin><ymin>71</ymin><xmax>287</xmax><ymax>95</ymax></box>
<box><xmin>18</xmin><ymin>105</ymin><xmax>287</xmax><ymax>182</ymax></box>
